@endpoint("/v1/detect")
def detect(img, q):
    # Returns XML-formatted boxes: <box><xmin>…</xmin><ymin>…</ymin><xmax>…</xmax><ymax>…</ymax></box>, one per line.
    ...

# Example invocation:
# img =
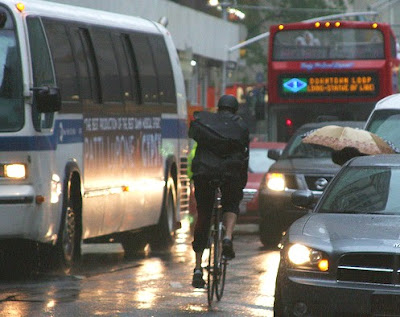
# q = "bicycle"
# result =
<box><xmin>206</xmin><ymin>178</ymin><xmax>228</xmax><ymax>306</ymax></box>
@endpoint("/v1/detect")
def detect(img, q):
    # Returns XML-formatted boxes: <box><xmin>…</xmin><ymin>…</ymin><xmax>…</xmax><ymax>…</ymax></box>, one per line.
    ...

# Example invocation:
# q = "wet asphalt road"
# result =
<box><xmin>0</xmin><ymin>219</ymin><xmax>280</xmax><ymax>316</ymax></box>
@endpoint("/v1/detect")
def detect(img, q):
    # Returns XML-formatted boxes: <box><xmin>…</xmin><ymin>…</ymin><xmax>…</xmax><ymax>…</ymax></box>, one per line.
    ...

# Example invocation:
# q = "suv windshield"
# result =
<box><xmin>366</xmin><ymin>109</ymin><xmax>400</xmax><ymax>149</ymax></box>
<box><xmin>319</xmin><ymin>166</ymin><xmax>400</xmax><ymax>214</ymax></box>
<box><xmin>0</xmin><ymin>7</ymin><xmax>23</xmax><ymax>132</ymax></box>
<box><xmin>281</xmin><ymin>129</ymin><xmax>333</xmax><ymax>159</ymax></box>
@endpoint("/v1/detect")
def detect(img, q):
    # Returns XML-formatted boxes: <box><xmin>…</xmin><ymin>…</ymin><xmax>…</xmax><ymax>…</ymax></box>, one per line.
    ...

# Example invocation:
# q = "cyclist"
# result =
<box><xmin>188</xmin><ymin>94</ymin><xmax>249</xmax><ymax>288</ymax></box>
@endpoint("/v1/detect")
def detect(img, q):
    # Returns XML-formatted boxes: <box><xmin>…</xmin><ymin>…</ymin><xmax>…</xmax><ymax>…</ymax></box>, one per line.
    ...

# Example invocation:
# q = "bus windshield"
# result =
<box><xmin>0</xmin><ymin>10</ymin><xmax>24</xmax><ymax>132</ymax></box>
<box><xmin>273</xmin><ymin>28</ymin><xmax>384</xmax><ymax>61</ymax></box>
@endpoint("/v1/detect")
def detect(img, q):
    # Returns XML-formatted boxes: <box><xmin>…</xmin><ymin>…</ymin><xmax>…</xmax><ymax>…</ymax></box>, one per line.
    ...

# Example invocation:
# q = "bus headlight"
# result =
<box><xmin>266</xmin><ymin>173</ymin><xmax>285</xmax><ymax>191</ymax></box>
<box><xmin>4</xmin><ymin>164</ymin><xmax>26</xmax><ymax>179</ymax></box>
<box><xmin>287</xmin><ymin>243</ymin><xmax>329</xmax><ymax>271</ymax></box>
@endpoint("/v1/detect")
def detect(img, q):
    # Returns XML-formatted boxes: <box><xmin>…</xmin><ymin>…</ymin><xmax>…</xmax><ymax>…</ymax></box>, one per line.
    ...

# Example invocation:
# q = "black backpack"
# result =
<box><xmin>189</xmin><ymin>111</ymin><xmax>247</xmax><ymax>158</ymax></box>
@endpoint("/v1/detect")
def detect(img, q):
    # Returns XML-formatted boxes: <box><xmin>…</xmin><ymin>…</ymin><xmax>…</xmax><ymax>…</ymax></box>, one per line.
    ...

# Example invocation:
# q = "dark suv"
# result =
<box><xmin>258</xmin><ymin>121</ymin><xmax>365</xmax><ymax>248</ymax></box>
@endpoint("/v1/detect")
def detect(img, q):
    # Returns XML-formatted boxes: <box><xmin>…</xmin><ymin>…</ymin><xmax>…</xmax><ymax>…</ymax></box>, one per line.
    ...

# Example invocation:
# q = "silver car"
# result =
<box><xmin>275</xmin><ymin>154</ymin><xmax>400</xmax><ymax>316</ymax></box>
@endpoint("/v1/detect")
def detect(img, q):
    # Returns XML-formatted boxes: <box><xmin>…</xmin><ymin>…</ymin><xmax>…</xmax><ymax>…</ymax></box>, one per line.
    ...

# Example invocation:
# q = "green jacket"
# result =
<box><xmin>187</xmin><ymin>142</ymin><xmax>197</xmax><ymax>180</ymax></box>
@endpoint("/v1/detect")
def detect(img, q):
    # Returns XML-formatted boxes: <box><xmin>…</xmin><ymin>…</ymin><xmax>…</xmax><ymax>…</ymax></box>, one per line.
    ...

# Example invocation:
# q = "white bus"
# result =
<box><xmin>0</xmin><ymin>0</ymin><xmax>189</xmax><ymax>272</ymax></box>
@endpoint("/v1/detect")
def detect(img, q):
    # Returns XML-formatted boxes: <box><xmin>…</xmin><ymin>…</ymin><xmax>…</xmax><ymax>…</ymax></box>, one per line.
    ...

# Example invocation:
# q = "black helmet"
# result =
<box><xmin>217</xmin><ymin>94</ymin><xmax>239</xmax><ymax>113</ymax></box>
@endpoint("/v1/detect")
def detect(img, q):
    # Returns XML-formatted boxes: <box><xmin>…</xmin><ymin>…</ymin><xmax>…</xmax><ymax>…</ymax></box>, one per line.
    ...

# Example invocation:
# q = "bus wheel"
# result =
<box><xmin>150</xmin><ymin>181</ymin><xmax>176</xmax><ymax>251</ymax></box>
<box><xmin>54</xmin><ymin>177</ymin><xmax>81</xmax><ymax>274</ymax></box>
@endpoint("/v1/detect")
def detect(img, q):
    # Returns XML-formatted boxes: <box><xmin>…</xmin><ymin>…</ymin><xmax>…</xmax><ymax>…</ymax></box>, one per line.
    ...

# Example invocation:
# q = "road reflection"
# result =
<box><xmin>0</xmin><ymin>217</ymin><xmax>280</xmax><ymax>316</ymax></box>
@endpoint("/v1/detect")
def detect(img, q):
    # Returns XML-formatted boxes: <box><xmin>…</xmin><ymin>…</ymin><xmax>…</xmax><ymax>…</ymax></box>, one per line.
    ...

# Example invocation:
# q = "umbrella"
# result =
<box><xmin>302</xmin><ymin>125</ymin><xmax>398</xmax><ymax>155</ymax></box>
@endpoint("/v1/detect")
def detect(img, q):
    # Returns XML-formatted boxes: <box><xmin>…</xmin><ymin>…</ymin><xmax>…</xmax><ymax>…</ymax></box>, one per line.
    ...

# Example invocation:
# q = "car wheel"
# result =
<box><xmin>259</xmin><ymin>214</ymin><xmax>281</xmax><ymax>248</ymax></box>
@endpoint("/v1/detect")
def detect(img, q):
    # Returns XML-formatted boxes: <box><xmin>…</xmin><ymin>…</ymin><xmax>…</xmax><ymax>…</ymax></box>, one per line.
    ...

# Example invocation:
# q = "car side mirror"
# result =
<box><xmin>291</xmin><ymin>190</ymin><xmax>314</xmax><ymax>209</ymax></box>
<box><xmin>268</xmin><ymin>149</ymin><xmax>282</xmax><ymax>161</ymax></box>
<box><xmin>31</xmin><ymin>86</ymin><xmax>61</xmax><ymax>113</ymax></box>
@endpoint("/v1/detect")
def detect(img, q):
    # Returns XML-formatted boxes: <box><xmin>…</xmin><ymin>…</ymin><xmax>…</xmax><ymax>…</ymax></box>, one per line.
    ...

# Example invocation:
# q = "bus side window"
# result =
<box><xmin>120</xmin><ymin>33</ymin><xmax>141</xmax><ymax>106</ymax></box>
<box><xmin>77</xmin><ymin>28</ymin><xmax>101</xmax><ymax>104</ymax></box>
<box><xmin>148</xmin><ymin>36</ymin><xmax>176</xmax><ymax>106</ymax></box>
<box><xmin>26</xmin><ymin>17</ymin><xmax>55</xmax><ymax>131</ymax></box>
<box><xmin>90</xmin><ymin>28</ymin><xmax>122</xmax><ymax>105</ymax></box>
<box><xmin>110</xmin><ymin>33</ymin><xmax>135</xmax><ymax>104</ymax></box>
<box><xmin>42</xmin><ymin>20</ymin><xmax>79</xmax><ymax>107</ymax></box>
<box><xmin>68</xmin><ymin>26</ymin><xmax>92</xmax><ymax>102</ymax></box>
<box><xmin>130</xmin><ymin>33</ymin><xmax>158</xmax><ymax>105</ymax></box>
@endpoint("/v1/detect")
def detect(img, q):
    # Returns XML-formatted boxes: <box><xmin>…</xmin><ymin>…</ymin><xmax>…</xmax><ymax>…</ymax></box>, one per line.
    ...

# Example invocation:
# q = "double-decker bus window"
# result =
<box><xmin>273</xmin><ymin>28</ymin><xmax>384</xmax><ymax>61</ymax></box>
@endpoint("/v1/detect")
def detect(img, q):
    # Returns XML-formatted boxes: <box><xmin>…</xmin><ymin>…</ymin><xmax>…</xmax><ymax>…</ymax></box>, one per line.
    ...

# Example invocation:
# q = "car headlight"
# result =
<box><xmin>4</xmin><ymin>164</ymin><xmax>26</xmax><ymax>179</ymax></box>
<box><xmin>266</xmin><ymin>172</ymin><xmax>285</xmax><ymax>191</ymax></box>
<box><xmin>287</xmin><ymin>243</ymin><xmax>329</xmax><ymax>272</ymax></box>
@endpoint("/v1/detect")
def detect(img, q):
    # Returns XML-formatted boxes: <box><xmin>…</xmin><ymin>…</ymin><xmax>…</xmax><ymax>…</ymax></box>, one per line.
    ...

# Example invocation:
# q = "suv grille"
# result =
<box><xmin>338</xmin><ymin>253</ymin><xmax>400</xmax><ymax>285</ymax></box>
<box><xmin>285</xmin><ymin>175</ymin><xmax>297</xmax><ymax>189</ymax></box>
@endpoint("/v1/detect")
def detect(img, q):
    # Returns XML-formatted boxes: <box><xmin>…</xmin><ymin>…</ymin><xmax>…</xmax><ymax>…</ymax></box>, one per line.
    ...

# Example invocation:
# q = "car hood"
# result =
<box><xmin>269</xmin><ymin>158</ymin><xmax>339</xmax><ymax>174</ymax></box>
<box><xmin>289</xmin><ymin>214</ymin><xmax>400</xmax><ymax>252</ymax></box>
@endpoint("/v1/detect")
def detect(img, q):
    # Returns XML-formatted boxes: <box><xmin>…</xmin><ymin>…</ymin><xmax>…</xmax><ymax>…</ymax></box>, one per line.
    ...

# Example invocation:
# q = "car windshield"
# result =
<box><xmin>0</xmin><ymin>8</ymin><xmax>24</xmax><ymax>132</ymax></box>
<box><xmin>319</xmin><ymin>166</ymin><xmax>400</xmax><ymax>214</ymax></box>
<box><xmin>249</xmin><ymin>148</ymin><xmax>276</xmax><ymax>173</ymax></box>
<box><xmin>366</xmin><ymin>109</ymin><xmax>400</xmax><ymax>150</ymax></box>
<box><xmin>281</xmin><ymin>129</ymin><xmax>333</xmax><ymax>159</ymax></box>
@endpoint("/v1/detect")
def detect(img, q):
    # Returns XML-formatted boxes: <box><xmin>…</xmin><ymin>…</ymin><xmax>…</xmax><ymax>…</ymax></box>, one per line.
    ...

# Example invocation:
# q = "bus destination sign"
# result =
<box><xmin>279</xmin><ymin>73</ymin><xmax>378</xmax><ymax>97</ymax></box>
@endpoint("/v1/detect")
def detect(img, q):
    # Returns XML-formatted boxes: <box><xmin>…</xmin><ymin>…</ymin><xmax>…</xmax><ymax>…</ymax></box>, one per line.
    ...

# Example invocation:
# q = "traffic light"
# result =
<box><xmin>285</xmin><ymin>118</ymin><xmax>293</xmax><ymax>127</ymax></box>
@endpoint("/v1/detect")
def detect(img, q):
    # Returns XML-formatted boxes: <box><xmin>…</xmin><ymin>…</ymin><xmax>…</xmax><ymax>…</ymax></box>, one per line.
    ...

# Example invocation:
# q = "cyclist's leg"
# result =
<box><xmin>192</xmin><ymin>176</ymin><xmax>214</xmax><ymax>287</ymax></box>
<box><xmin>220</xmin><ymin>180</ymin><xmax>243</xmax><ymax>259</ymax></box>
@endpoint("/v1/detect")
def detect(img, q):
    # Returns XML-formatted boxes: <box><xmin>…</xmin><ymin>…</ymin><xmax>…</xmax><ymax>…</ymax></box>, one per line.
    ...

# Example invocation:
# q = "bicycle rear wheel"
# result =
<box><xmin>215</xmin><ymin>220</ymin><xmax>227</xmax><ymax>300</ymax></box>
<box><xmin>207</xmin><ymin>228</ymin><xmax>216</xmax><ymax>306</ymax></box>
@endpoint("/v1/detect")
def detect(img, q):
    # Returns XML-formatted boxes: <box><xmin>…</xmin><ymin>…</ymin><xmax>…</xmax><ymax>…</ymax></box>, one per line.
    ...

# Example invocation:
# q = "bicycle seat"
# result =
<box><xmin>209</xmin><ymin>178</ymin><xmax>224</xmax><ymax>189</ymax></box>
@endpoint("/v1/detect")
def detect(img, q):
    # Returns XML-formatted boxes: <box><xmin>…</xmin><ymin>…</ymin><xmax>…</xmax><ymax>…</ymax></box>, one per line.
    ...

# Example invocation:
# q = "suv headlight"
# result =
<box><xmin>287</xmin><ymin>243</ymin><xmax>329</xmax><ymax>272</ymax></box>
<box><xmin>4</xmin><ymin>164</ymin><xmax>26</xmax><ymax>179</ymax></box>
<box><xmin>266</xmin><ymin>172</ymin><xmax>285</xmax><ymax>191</ymax></box>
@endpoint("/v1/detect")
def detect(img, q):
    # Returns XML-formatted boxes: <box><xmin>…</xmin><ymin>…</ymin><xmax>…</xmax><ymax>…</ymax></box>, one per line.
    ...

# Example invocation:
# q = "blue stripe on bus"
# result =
<box><xmin>0</xmin><ymin>117</ymin><xmax>187</xmax><ymax>151</ymax></box>
<box><xmin>161</xmin><ymin>118</ymin><xmax>188</xmax><ymax>139</ymax></box>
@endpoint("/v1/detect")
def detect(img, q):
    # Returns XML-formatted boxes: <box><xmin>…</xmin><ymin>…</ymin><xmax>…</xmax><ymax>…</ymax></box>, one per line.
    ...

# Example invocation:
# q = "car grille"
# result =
<box><xmin>305</xmin><ymin>176</ymin><xmax>333</xmax><ymax>191</ymax></box>
<box><xmin>285</xmin><ymin>175</ymin><xmax>297</xmax><ymax>189</ymax></box>
<box><xmin>283</xmin><ymin>175</ymin><xmax>333</xmax><ymax>191</ymax></box>
<box><xmin>242</xmin><ymin>189</ymin><xmax>257</xmax><ymax>203</ymax></box>
<box><xmin>337</xmin><ymin>253</ymin><xmax>400</xmax><ymax>285</ymax></box>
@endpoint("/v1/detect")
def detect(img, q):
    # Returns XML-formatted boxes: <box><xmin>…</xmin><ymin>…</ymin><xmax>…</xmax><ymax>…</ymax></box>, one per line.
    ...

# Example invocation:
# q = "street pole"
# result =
<box><xmin>220</xmin><ymin>1</ymin><xmax>230</xmax><ymax>97</ymax></box>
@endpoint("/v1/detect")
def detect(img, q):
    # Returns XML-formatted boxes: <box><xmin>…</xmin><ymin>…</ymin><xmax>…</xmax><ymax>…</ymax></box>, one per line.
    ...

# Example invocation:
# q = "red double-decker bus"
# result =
<box><xmin>267</xmin><ymin>20</ymin><xmax>400</xmax><ymax>141</ymax></box>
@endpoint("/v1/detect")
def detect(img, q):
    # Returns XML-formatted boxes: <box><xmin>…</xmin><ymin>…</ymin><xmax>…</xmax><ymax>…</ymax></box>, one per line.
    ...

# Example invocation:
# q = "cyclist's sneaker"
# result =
<box><xmin>222</xmin><ymin>238</ymin><xmax>235</xmax><ymax>259</ymax></box>
<box><xmin>192</xmin><ymin>268</ymin><xmax>206</xmax><ymax>288</ymax></box>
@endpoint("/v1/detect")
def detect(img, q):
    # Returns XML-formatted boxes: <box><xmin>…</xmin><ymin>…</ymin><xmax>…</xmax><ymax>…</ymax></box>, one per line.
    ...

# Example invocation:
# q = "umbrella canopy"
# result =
<box><xmin>302</xmin><ymin>125</ymin><xmax>398</xmax><ymax>155</ymax></box>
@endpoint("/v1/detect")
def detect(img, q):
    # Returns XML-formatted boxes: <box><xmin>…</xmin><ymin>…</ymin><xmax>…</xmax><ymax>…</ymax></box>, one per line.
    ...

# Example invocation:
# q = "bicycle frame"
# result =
<box><xmin>207</xmin><ymin>186</ymin><xmax>228</xmax><ymax>306</ymax></box>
